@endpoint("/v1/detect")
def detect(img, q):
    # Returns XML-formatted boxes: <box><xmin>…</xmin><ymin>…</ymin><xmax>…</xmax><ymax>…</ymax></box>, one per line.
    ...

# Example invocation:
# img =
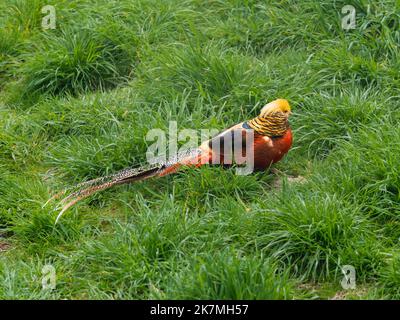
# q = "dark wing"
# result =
<box><xmin>206</xmin><ymin>127</ymin><xmax>256</xmax><ymax>165</ymax></box>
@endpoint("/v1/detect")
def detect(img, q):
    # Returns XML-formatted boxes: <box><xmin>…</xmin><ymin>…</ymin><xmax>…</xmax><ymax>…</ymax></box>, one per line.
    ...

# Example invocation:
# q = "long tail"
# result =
<box><xmin>46</xmin><ymin>148</ymin><xmax>207</xmax><ymax>223</ymax></box>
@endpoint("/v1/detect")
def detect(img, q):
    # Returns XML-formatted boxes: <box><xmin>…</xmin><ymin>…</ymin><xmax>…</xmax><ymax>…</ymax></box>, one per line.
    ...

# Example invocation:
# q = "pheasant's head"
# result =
<box><xmin>259</xmin><ymin>99</ymin><xmax>291</xmax><ymax>118</ymax></box>
<box><xmin>247</xmin><ymin>99</ymin><xmax>292</xmax><ymax>136</ymax></box>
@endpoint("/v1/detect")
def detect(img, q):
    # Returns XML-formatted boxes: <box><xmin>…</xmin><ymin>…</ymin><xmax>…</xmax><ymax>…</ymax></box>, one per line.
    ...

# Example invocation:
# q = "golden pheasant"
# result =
<box><xmin>47</xmin><ymin>99</ymin><xmax>293</xmax><ymax>222</ymax></box>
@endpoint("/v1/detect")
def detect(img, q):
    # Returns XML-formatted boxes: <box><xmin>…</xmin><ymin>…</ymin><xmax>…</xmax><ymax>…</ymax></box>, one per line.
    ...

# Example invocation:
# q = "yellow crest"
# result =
<box><xmin>259</xmin><ymin>99</ymin><xmax>291</xmax><ymax>117</ymax></box>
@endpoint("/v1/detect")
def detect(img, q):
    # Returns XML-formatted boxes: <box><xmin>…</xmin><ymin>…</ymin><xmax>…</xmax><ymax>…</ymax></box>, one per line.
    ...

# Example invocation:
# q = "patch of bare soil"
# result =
<box><xmin>272</xmin><ymin>174</ymin><xmax>307</xmax><ymax>190</ymax></box>
<box><xmin>330</xmin><ymin>286</ymin><xmax>369</xmax><ymax>300</ymax></box>
<box><xmin>330</xmin><ymin>291</ymin><xmax>348</xmax><ymax>300</ymax></box>
<box><xmin>0</xmin><ymin>242</ymin><xmax>11</xmax><ymax>252</ymax></box>
<box><xmin>0</xmin><ymin>231</ymin><xmax>12</xmax><ymax>252</ymax></box>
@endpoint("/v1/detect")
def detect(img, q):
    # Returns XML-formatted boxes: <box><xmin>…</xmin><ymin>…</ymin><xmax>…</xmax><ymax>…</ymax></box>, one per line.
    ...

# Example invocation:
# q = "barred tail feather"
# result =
<box><xmin>49</xmin><ymin>148</ymin><xmax>204</xmax><ymax>222</ymax></box>
<box><xmin>56</xmin><ymin>164</ymin><xmax>162</xmax><ymax>206</ymax></box>
<box><xmin>55</xmin><ymin>166</ymin><xmax>162</xmax><ymax>223</ymax></box>
<box><xmin>42</xmin><ymin>172</ymin><xmax>119</xmax><ymax>207</ymax></box>
<box><xmin>44</xmin><ymin>167</ymin><xmax>147</xmax><ymax>206</ymax></box>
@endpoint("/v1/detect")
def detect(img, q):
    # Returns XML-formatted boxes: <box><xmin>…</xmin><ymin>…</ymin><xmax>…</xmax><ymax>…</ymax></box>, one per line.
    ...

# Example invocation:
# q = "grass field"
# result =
<box><xmin>1</xmin><ymin>0</ymin><xmax>400</xmax><ymax>299</ymax></box>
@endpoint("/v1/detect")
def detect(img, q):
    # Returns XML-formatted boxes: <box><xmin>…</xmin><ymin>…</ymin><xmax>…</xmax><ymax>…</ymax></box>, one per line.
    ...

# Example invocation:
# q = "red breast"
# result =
<box><xmin>253</xmin><ymin>129</ymin><xmax>293</xmax><ymax>170</ymax></box>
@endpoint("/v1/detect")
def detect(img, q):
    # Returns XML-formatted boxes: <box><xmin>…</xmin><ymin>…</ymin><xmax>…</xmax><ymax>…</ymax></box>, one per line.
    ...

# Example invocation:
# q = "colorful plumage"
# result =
<box><xmin>46</xmin><ymin>99</ymin><xmax>293</xmax><ymax>222</ymax></box>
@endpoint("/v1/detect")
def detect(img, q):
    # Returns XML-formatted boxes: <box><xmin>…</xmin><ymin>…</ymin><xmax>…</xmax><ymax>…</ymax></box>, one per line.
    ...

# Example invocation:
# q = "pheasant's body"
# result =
<box><xmin>253</xmin><ymin>129</ymin><xmax>293</xmax><ymax>169</ymax></box>
<box><xmin>47</xmin><ymin>99</ymin><xmax>294</xmax><ymax>221</ymax></box>
<box><xmin>158</xmin><ymin>123</ymin><xmax>292</xmax><ymax>175</ymax></box>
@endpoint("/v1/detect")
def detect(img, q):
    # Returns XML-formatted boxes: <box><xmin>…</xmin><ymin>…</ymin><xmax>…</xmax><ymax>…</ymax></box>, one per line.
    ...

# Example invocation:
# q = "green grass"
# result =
<box><xmin>1</xmin><ymin>0</ymin><xmax>400</xmax><ymax>299</ymax></box>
